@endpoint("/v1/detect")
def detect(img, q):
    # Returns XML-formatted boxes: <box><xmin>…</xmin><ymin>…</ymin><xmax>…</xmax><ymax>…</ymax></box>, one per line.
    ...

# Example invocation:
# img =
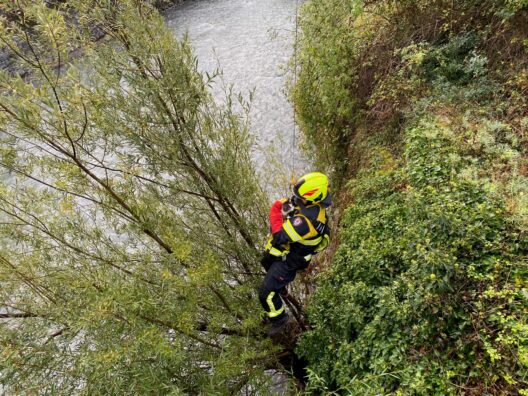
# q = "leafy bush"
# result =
<box><xmin>291</xmin><ymin>0</ymin><xmax>364</xmax><ymax>176</ymax></box>
<box><xmin>294</xmin><ymin>0</ymin><xmax>528</xmax><ymax>394</ymax></box>
<box><xmin>293</xmin><ymin>0</ymin><xmax>528</xmax><ymax>180</ymax></box>
<box><xmin>298</xmin><ymin>116</ymin><xmax>527</xmax><ymax>394</ymax></box>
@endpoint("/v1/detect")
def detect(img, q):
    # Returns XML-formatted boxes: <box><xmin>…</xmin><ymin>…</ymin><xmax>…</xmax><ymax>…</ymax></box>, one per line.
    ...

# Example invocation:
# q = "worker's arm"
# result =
<box><xmin>271</xmin><ymin>215</ymin><xmax>309</xmax><ymax>247</ymax></box>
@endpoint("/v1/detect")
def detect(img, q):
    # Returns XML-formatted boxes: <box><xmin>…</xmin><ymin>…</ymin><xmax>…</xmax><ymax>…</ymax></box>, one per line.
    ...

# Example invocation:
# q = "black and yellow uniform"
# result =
<box><xmin>258</xmin><ymin>194</ymin><xmax>331</xmax><ymax>321</ymax></box>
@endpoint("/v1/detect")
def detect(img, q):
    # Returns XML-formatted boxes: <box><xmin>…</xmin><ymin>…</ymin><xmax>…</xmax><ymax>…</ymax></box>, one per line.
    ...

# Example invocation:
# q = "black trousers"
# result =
<box><xmin>258</xmin><ymin>252</ymin><xmax>309</xmax><ymax>322</ymax></box>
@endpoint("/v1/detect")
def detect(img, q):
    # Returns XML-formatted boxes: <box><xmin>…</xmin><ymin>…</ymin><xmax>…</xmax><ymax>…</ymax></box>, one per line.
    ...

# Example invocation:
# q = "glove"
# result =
<box><xmin>281</xmin><ymin>201</ymin><xmax>295</xmax><ymax>217</ymax></box>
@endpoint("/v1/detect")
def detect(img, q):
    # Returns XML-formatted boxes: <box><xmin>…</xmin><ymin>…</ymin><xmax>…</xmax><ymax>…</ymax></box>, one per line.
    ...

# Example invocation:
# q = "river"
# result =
<box><xmin>166</xmin><ymin>0</ymin><xmax>308</xmax><ymax>194</ymax></box>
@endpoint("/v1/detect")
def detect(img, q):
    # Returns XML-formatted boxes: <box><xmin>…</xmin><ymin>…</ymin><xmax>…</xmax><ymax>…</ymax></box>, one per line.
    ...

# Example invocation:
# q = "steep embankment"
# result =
<box><xmin>293</xmin><ymin>1</ymin><xmax>527</xmax><ymax>394</ymax></box>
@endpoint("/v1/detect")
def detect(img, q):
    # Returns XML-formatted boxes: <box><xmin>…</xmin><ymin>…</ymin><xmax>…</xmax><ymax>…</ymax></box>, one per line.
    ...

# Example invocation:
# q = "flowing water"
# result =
<box><xmin>166</xmin><ymin>0</ymin><xmax>308</xmax><ymax>192</ymax></box>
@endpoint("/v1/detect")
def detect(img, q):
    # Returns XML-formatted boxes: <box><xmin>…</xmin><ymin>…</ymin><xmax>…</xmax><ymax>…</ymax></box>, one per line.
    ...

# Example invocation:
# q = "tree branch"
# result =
<box><xmin>0</xmin><ymin>312</ymin><xmax>38</xmax><ymax>318</ymax></box>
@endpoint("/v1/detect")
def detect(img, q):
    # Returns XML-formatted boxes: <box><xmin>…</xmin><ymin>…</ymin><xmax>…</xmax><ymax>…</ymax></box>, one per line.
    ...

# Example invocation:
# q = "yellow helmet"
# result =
<box><xmin>293</xmin><ymin>172</ymin><xmax>329</xmax><ymax>203</ymax></box>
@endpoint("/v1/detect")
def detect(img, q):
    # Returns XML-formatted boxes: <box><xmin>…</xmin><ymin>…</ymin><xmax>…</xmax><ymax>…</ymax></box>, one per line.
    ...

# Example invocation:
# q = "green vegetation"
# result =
<box><xmin>294</xmin><ymin>0</ymin><xmax>527</xmax><ymax>394</ymax></box>
<box><xmin>1</xmin><ymin>0</ymin><xmax>526</xmax><ymax>394</ymax></box>
<box><xmin>0</xmin><ymin>1</ymin><xmax>283</xmax><ymax>393</ymax></box>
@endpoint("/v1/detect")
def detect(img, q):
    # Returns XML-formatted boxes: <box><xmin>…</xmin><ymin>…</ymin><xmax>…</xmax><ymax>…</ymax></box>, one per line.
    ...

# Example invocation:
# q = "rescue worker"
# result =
<box><xmin>259</xmin><ymin>172</ymin><xmax>331</xmax><ymax>336</ymax></box>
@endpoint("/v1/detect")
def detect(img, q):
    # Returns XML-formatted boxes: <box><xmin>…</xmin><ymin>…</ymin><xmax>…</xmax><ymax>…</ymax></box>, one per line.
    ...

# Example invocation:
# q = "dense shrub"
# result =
<box><xmin>293</xmin><ymin>0</ymin><xmax>528</xmax><ymax>178</ymax></box>
<box><xmin>299</xmin><ymin>115</ymin><xmax>527</xmax><ymax>394</ymax></box>
<box><xmin>293</xmin><ymin>1</ymin><xmax>527</xmax><ymax>393</ymax></box>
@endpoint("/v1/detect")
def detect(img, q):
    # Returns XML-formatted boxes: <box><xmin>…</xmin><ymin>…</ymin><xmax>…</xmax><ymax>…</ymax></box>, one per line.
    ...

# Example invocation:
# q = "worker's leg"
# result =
<box><xmin>261</xmin><ymin>253</ymin><xmax>288</xmax><ymax>296</ymax></box>
<box><xmin>258</xmin><ymin>260</ymin><xmax>297</xmax><ymax>321</ymax></box>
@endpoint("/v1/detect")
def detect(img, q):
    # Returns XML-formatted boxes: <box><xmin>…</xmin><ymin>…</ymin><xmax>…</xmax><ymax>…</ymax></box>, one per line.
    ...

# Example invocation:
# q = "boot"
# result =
<box><xmin>266</xmin><ymin>313</ymin><xmax>290</xmax><ymax>338</ymax></box>
<box><xmin>267</xmin><ymin>314</ymin><xmax>302</xmax><ymax>348</ymax></box>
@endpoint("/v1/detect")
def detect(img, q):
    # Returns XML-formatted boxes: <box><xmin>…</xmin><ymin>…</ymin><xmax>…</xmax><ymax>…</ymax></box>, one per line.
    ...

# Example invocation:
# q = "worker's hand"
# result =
<box><xmin>314</xmin><ymin>234</ymin><xmax>330</xmax><ymax>253</ymax></box>
<box><xmin>290</xmin><ymin>195</ymin><xmax>299</xmax><ymax>206</ymax></box>
<box><xmin>281</xmin><ymin>201</ymin><xmax>295</xmax><ymax>217</ymax></box>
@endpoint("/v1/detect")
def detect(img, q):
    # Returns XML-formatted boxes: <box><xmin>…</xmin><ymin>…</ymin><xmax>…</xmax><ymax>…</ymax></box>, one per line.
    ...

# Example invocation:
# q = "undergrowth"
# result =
<box><xmin>294</xmin><ymin>0</ymin><xmax>527</xmax><ymax>394</ymax></box>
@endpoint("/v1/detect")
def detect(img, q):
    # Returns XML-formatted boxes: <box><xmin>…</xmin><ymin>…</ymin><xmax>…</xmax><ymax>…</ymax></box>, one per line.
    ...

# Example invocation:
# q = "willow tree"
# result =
<box><xmin>0</xmin><ymin>1</ymin><xmax>283</xmax><ymax>393</ymax></box>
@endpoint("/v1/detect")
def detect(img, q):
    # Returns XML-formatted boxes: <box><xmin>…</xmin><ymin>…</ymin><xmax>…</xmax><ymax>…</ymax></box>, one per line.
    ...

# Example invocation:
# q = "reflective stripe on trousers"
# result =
<box><xmin>265</xmin><ymin>291</ymin><xmax>285</xmax><ymax>318</ymax></box>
